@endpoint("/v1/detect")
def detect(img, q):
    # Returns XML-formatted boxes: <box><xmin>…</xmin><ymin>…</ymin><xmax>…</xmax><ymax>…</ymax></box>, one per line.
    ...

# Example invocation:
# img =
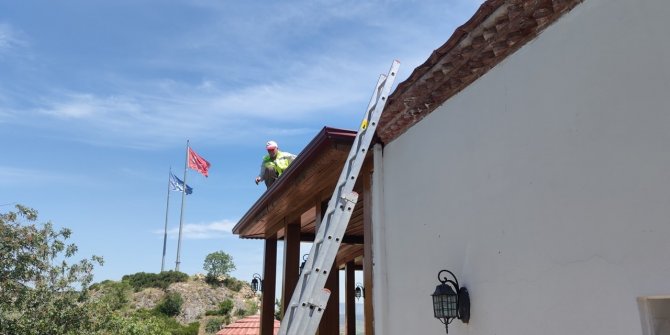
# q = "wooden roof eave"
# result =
<box><xmin>233</xmin><ymin>127</ymin><xmax>358</xmax><ymax>239</ymax></box>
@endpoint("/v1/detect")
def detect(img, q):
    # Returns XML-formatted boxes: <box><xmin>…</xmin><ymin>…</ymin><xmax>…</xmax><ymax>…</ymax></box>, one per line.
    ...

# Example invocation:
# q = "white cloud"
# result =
<box><xmin>39</xmin><ymin>93</ymin><xmax>136</xmax><ymax>119</ymax></box>
<box><xmin>0</xmin><ymin>23</ymin><xmax>26</xmax><ymax>53</ymax></box>
<box><xmin>158</xmin><ymin>219</ymin><xmax>237</xmax><ymax>239</ymax></box>
<box><xmin>210</xmin><ymin>60</ymin><xmax>368</xmax><ymax>118</ymax></box>
<box><xmin>1</xmin><ymin>0</ymin><xmax>485</xmax><ymax>149</ymax></box>
<box><xmin>0</xmin><ymin>166</ymin><xmax>67</xmax><ymax>185</ymax></box>
<box><xmin>0</xmin><ymin>103</ymin><xmax>13</xmax><ymax>123</ymax></box>
<box><xmin>22</xmin><ymin>54</ymin><xmax>372</xmax><ymax>148</ymax></box>
<box><xmin>0</xmin><ymin>166</ymin><xmax>108</xmax><ymax>189</ymax></box>
<box><xmin>0</xmin><ymin>166</ymin><xmax>35</xmax><ymax>181</ymax></box>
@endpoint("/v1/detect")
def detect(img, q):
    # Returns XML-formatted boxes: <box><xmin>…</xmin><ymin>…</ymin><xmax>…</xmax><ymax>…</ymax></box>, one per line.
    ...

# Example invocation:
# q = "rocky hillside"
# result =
<box><xmin>131</xmin><ymin>274</ymin><xmax>259</xmax><ymax>325</ymax></box>
<box><xmin>89</xmin><ymin>272</ymin><xmax>263</xmax><ymax>334</ymax></box>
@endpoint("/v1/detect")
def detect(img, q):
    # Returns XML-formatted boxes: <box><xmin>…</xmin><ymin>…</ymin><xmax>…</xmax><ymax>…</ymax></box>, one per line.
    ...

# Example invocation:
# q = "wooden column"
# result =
<box><xmin>319</xmin><ymin>262</ymin><xmax>340</xmax><ymax>335</ymax></box>
<box><xmin>315</xmin><ymin>197</ymin><xmax>329</xmax><ymax>231</ymax></box>
<box><xmin>363</xmin><ymin>164</ymin><xmax>375</xmax><ymax>335</ymax></box>
<box><xmin>314</xmin><ymin>198</ymin><xmax>337</xmax><ymax>334</ymax></box>
<box><xmin>282</xmin><ymin>219</ymin><xmax>301</xmax><ymax>317</ymax></box>
<box><xmin>344</xmin><ymin>261</ymin><xmax>356</xmax><ymax>335</ymax></box>
<box><xmin>260</xmin><ymin>234</ymin><xmax>277</xmax><ymax>335</ymax></box>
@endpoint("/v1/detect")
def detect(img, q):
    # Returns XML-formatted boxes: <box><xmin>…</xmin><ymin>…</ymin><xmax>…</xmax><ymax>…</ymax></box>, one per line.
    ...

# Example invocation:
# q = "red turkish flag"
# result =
<box><xmin>188</xmin><ymin>147</ymin><xmax>211</xmax><ymax>177</ymax></box>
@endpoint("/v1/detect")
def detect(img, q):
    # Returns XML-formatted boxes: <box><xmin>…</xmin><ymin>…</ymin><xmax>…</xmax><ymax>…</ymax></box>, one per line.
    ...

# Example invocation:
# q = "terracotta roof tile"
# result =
<box><xmin>216</xmin><ymin>315</ymin><xmax>280</xmax><ymax>335</ymax></box>
<box><xmin>378</xmin><ymin>0</ymin><xmax>584</xmax><ymax>144</ymax></box>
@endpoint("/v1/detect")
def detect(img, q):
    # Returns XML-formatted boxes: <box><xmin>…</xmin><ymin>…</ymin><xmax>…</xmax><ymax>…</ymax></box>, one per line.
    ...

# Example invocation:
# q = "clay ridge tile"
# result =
<box><xmin>377</xmin><ymin>0</ymin><xmax>584</xmax><ymax>144</ymax></box>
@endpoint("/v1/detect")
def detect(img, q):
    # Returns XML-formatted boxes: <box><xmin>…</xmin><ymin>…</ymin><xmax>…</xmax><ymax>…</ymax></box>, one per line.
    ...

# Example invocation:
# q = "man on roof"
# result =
<box><xmin>255</xmin><ymin>140</ymin><xmax>297</xmax><ymax>188</ymax></box>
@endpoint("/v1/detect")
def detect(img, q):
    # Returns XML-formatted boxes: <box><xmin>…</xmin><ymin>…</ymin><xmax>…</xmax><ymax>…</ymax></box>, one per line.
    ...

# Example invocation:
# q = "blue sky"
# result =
<box><xmin>0</xmin><ymin>0</ymin><xmax>483</xmax><ymax>289</ymax></box>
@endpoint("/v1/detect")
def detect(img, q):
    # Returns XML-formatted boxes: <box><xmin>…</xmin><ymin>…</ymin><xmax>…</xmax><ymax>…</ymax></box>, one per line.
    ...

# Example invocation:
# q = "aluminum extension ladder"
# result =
<box><xmin>277</xmin><ymin>60</ymin><xmax>400</xmax><ymax>335</ymax></box>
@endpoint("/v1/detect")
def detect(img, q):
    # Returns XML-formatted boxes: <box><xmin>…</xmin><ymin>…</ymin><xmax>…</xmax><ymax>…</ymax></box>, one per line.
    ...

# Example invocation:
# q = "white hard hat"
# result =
<box><xmin>266</xmin><ymin>140</ymin><xmax>278</xmax><ymax>149</ymax></box>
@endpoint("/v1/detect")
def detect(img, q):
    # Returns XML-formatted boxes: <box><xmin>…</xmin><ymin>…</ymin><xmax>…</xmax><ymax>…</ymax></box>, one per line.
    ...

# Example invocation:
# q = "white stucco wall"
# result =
<box><xmin>375</xmin><ymin>0</ymin><xmax>670</xmax><ymax>334</ymax></box>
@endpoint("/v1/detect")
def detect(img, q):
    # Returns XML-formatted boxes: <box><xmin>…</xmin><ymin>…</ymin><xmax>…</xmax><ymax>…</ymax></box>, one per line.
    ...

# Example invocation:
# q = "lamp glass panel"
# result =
<box><xmin>432</xmin><ymin>283</ymin><xmax>458</xmax><ymax>318</ymax></box>
<box><xmin>441</xmin><ymin>294</ymin><xmax>458</xmax><ymax>317</ymax></box>
<box><xmin>433</xmin><ymin>294</ymin><xmax>442</xmax><ymax>318</ymax></box>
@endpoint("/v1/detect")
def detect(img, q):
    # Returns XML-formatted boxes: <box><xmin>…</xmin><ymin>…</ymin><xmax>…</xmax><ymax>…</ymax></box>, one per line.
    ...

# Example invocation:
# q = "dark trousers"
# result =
<box><xmin>264</xmin><ymin>166</ymin><xmax>279</xmax><ymax>188</ymax></box>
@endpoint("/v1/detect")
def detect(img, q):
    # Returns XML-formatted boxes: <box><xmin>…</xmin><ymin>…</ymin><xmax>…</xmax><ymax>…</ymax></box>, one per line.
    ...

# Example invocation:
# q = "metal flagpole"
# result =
<box><xmin>175</xmin><ymin>140</ymin><xmax>189</xmax><ymax>272</ymax></box>
<box><xmin>161</xmin><ymin>167</ymin><xmax>172</xmax><ymax>272</ymax></box>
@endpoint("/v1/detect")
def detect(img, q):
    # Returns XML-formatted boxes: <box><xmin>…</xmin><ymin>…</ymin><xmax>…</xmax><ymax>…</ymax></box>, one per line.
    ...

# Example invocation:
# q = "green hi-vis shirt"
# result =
<box><xmin>259</xmin><ymin>150</ymin><xmax>296</xmax><ymax>181</ymax></box>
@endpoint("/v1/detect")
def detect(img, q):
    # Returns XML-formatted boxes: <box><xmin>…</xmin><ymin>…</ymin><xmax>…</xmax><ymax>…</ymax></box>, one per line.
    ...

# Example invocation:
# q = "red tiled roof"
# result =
<box><xmin>216</xmin><ymin>315</ymin><xmax>280</xmax><ymax>335</ymax></box>
<box><xmin>378</xmin><ymin>0</ymin><xmax>584</xmax><ymax>144</ymax></box>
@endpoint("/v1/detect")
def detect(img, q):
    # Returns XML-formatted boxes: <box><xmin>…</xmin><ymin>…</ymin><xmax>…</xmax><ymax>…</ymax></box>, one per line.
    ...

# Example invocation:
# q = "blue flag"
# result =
<box><xmin>169</xmin><ymin>173</ymin><xmax>193</xmax><ymax>195</ymax></box>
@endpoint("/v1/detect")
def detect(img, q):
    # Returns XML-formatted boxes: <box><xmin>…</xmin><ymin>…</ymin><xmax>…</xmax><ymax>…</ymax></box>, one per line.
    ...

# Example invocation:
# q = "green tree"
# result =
<box><xmin>274</xmin><ymin>298</ymin><xmax>282</xmax><ymax>321</ymax></box>
<box><xmin>0</xmin><ymin>204</ymin><xmax>104</xmax><ymax>335</ymax></box>
<box><xmin>203</xmin><ymin>251</ymin><xmax>236</xmax><ymax>278</ymax></box>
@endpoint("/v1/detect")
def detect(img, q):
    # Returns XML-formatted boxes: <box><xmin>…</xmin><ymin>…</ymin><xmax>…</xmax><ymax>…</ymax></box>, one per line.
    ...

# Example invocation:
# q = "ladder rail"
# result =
<box><xmin>278</xmin><ymin>60</ymin><xmax>400</xmax><ymax>335</ymax></box>
<box><xmin>314</xmin><ymin>71</ymin><xmax>388</xmax><ymax>245</ymax></box>
<box><xmin>286</xmin><ymin>71</ymin><xmax>388</xmax><ymax>317</ymax></box>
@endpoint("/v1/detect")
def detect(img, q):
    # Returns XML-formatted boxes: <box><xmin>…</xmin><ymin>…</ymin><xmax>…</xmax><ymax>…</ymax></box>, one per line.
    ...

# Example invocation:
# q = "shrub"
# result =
<box><xmin>98</xmin><ymin>313</ymin><xmax>171</xmax><ymax>335</ymax></box>
<box><xmin>204</xmin><ymin>299</ymin><xmax>234</xmax><ymax>316</ymax></box>
<box><xmin>158</xmin><ymin>271</ymin><xmax>189</xmax><ymax>284</ymax></box>
<box><xmin>93</xmin><ymin>280</ymin><xmax>133</xmax><ymax>311</ymax></box>
<box><xmin>89</xmin><ymin>279</ymin><xmax>114</xmax><ymax>290</ymax></box>
<box><xmin>235</xmin><ymin>299</ymin><xmax>259</xmax><ymax>317</ymax></box>
<box><xmin>205</xmin><ymin>317</ymin><xmax>227</xmax><ymax>334</ymax></box>
<box><xmin>122</xmin><ymin>271</ymin><xmax>189</xmax><ymax>291</ymax></box>
<box><xmin>223</xmin><ymin>277</ymin><xmax>244</xmax><ymax>292</ymax></box>
<box><xmin>218</xmin><ymin>299</ymin><xmax>234</xmax><ymax>315</ymax></box>
<box><xmin>103</xmin><ymin>308</ymin><xmax>197</xmax><ymax>335</ymax></box>
<box><xmin>170</xmin><ymin>322</ymin><xmax>199</xmax><ymax>335</ymax></box>
<box><xmin>155</xmin><ymin>292</ymin><xmax>183</xmax><ymax>317</ymax></box>
<box><xmin>205</xmin><ymin>273</ymin><xmax>222</xmax><ymax>286</ymax></box>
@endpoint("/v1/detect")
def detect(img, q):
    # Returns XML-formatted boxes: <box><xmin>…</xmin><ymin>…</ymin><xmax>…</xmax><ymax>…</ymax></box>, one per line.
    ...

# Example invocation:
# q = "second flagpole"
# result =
<box><xmin>175</xmin><ymin>140</ymin><xmax>189</xmax><ymax>272</ymax></box>
<box><xmin>161</xmin><ymin>167</ymin><xmax>172</xmax><ymax>272</ymax></box>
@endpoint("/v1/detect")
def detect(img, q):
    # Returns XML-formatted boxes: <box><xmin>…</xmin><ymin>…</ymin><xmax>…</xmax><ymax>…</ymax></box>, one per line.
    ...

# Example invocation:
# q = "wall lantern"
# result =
<box><xmin>298</xmin><ymin>254</ymin><xmax>309</xmax><ymax>276</ymax></box>
<box><xmin>355</xmin><ymin>282</ymin><xmax>365</xmax><ymax>301</ymax></box>
<box><xmin>431</xmin><ymin>269</ymin><xmax>470</xmax><ymax>333</ymax></box>
<box><xmin>251</xmin><ymin>273</ymin><xmax>263</xmax><ymax>294</ymax></box>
